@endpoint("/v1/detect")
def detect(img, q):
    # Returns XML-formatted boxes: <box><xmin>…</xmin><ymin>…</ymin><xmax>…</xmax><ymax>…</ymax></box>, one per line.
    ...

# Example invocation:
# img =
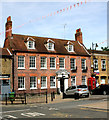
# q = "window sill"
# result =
<box><xmin>18</xmin><ymin>88</ymin><xmax>26</xmax><ymax>91</ymax></box>
<box><xmin>29</xmin><ymin>68</ymin><xmax>37</xmax><ymax>70</ymax></box>
<box><xmin>50</xmin><ymin>68</ymin><xmax>56</xmax><ymax>70</ymax></box>
<box><xmin>41</xmin><ymin>87</ymin><xmax>47</xmax><ymax>89</ymax></box>
<box><xmin>18</xmin><ymin>68</ymin><xmax>25</xmax><ymax>70</ymax></box>
<box><xmin>30</xmin><ymin>88</ymin><xmax>37</xmax><ymax>90</ymax></box>
<box><xmin>50</xmin><ymin>87</ymin><xmax>56</xmax><ymax>88</ymax></box>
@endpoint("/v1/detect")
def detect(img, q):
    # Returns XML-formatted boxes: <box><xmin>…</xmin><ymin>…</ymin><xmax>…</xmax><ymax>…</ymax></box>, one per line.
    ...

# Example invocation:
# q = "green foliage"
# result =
<box><xmin>101</xmin><ymin>47</ymin><xmax>109</xmax><ymax>51</ymax></box>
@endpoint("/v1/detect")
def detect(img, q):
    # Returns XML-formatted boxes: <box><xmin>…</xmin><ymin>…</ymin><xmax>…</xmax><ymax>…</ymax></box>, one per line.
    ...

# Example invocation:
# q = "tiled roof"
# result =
<box><xmin>0</xmin><ymin>48</ymin><xmax>11</xmax><ymax>56</ymax></box>
<box><xmin>4</xmin><ymin>34</ymin><xmax>90</xmax><ymax>56</ymax></box>
<box><xmin>88</xmin><ymin>49</ymin><xmax>109</xmax><ymax>55</ymax></box>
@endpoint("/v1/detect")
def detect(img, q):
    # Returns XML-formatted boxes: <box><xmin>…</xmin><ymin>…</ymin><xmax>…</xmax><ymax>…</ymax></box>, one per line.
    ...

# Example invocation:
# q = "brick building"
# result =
<box><xmin>0</xmin><ymin>48</ymin><xmax>12</xmax><ymax>94</ymax></box>
<box><xmin>4</xmin><ymin>16</ymin><xmax>91</xmax><ymax>94</ymax></box>
<box><xmin>88</xmin><ymin>50</ymin><xmax>109</xmax><ymax>85</ymax></box>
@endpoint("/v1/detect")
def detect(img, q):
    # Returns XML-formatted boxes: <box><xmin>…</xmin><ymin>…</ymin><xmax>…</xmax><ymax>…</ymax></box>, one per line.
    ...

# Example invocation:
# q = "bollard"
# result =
<box><xmin>51</xmin><ymin>92</ymin><xmax>53</xmax><ymax>101</ymax></box>
<box><xmin>53</xmin><ymin>91</ymin><xmax>55</xmax><ymax>99</ymax></box>
<box><xmin>46</xmin><ymin>91</ymin><xmax>48</xmax><ymax>103</ymax></box>
<box><xmin>24</xmin><ymin>93</ymin><xmax>27</xmax><ymax>104</ymax></box>
<box><xmin>5</xmin><ymin>93</ymin><xmax>7</xmax><ymax>105</ymax></box>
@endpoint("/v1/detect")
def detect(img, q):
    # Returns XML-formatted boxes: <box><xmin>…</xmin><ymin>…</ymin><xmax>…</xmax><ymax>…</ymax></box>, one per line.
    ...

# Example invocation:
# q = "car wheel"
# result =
<box><xmin>85</xmin><ymin>94</ymin><xmax>89</xmax><ymax>98</ymax></box>
<box><xmin>90</xmin><ymin>91</ymin><xmax>93</xmax><ymax>95</ymax></box>
<box><xmin>103</xmin><ymin>91</ymin><xmax>107</xmax><ymax>95</ymax></box>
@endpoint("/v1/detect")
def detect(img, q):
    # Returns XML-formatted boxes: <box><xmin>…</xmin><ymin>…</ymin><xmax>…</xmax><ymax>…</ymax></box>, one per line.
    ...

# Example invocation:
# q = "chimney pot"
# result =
<box><xmin>75</xmin><ymin>28</ymin><xmax>83</xmax><ymax>44</ymax></box>
<box><xmin>7</xmin><ymin>16</ymin><xmax>11</xmax><ymax>22</ymax></box>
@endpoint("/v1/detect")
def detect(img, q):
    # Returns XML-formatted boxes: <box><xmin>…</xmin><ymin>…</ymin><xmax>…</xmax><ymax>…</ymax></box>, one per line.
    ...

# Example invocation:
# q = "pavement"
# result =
<box><xmin>1</xmin><ymin>93</ymin><xmax>108</xmax><ymax>110</ymax></box>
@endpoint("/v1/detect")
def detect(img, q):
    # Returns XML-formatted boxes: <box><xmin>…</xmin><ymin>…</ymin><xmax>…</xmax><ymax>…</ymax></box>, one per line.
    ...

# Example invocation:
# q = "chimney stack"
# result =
<box><xmin>5</xmin><ymin>16</ymin><xmax>12</xmax><ymax>38</ymax></box>
<box><xmin>75</xmin><ymin>28</ymin><xmax>83</xmax><ymax>44</ymax></box>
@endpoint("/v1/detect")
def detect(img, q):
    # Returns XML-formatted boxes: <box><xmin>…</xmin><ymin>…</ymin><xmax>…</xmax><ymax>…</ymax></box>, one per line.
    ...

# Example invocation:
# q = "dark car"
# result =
<box><xmin>90</xmin><ymin>84</ymin><xmax>109</xmax><ymax>95</ymax></box>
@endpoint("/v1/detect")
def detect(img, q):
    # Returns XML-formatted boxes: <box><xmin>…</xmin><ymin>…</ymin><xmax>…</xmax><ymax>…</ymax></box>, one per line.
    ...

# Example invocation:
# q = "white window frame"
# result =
<box><xmin>68</xmin><ymin>44</ymin><xmax>74</xmax><ymax>52</ymax></box>
<box><xmin>70</xmin><ymin>58</ymin><xmax>76</xmax><ymax>70</ymax></box>
<box><xmin>50</xmin><ymin>76</ymin><xmax>56</xmax><ymax>88</ymax></box>
<box><xmin>41</xmin><ymin>76</ymin><xmax>47</xmax><ymax>89</ymax></box>
<box><xmin>101</xmin><ymin>59</ymin><xmax>106</xmax><ymax>69</ymax></box>
<box><xmin>71</xmin><ymin>76</ymin><xmax>76</xmax><ymax>86</ymax></box>
<box><xmin>29</xmin><ymin>56</ymin><xmax>36</xmax><ymax>69</ymax></box>
<box><xmin>82</xmin><ymin>76</ymin><xmax>87</xmax><ymax>85</ymax></box>
<box><xmin>18</xmin><ymin>77</ymin><xmax>25</xmax><ymax>90</ymax></box>
<box><xmin>50</xmin><ymin>57</ymin><xmax>56</xmax><ymax>69</ymax></box>
<box><xmin>27</xmin><ymin>41</ymin><xmax>35</xmax><ymax>49</ymax></box>
<box><xmin>40</xmin><ymin>57</ymin><xmax>47</xmax><ymax>69</ymax></box>
<box><xmin>18</xmin><ymin>56</ymin><xmax>25</xmax><ymax>69</ymax></box>
<box><xmin>59</xmin><ymin>58</ymin><xmax>65</xmax><ymax>69</ymax></box>
<box><xmin>47</xmin><ymin>42</ymin><xmax>54</xmax><ymax>51</ymax></box>
<box><xmin>30</xmin><ymin>76</ymin><xmax>37</xmax><ymax>89</ymax></box>
<box><xmin>81</xmin><ymin>59</ymin><xmax>86</xmax><ymax>70</ymax></box>
<box><xmin>93</xmin><ymin>59</ymin><xmax>98</xmax><ymax>69</ymax></box>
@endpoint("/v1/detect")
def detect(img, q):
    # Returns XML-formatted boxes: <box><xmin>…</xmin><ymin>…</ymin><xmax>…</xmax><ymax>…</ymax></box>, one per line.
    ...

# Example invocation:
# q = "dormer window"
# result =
<box><xmin>46</xmin><ymin>39</ymin><xmax>55</xmax><ymax>51</ymax></box>
<box><xmin>26</xmin><ymin>37</ymin><xmax>35</xmax><ymax>49</ymax></box>
<box><xmin>66</xmin><ymin>41</ymin><xmax>74</xmax><ymax>52</ymax></box>
<box><xmin>68</xmin><ymin>44</ymin><xmax>74</xmax><ymax>52</ymax></box>
<box><xmin>48</xmin><ymin>42</ymin><xmax>54</xmax><ymax>51</ymax></box>
<box><xmin>28</xmin><ymin>41</ymin><xmax>34</xmax><ymax>49</ymax></box>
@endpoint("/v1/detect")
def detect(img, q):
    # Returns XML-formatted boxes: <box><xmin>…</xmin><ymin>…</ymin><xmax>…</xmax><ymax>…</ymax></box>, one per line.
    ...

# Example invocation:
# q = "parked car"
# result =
<box><xmin>64</xmin><ymin>85</ymin><xmax>89</xmax><ymax>98</ymax></box>
<box><xmin>90</xmin><ymin>84</ymin><xmax>109</xmax><ymax>95</ymax></box>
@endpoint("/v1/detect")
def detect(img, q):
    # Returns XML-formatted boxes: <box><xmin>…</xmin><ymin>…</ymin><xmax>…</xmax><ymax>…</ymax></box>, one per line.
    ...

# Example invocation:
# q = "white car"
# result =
<box><xmin>65</xmin><ymin>85</ymin><xmax>89</xmax><ymax>98</ymax></box>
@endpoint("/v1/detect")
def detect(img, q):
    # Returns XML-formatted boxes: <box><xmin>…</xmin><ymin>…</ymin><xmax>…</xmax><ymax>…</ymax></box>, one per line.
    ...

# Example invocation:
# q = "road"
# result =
<box><xmin>1</xmin><ymin>95</ymin><xmax>109</xmax><ymax>119</ymax></box>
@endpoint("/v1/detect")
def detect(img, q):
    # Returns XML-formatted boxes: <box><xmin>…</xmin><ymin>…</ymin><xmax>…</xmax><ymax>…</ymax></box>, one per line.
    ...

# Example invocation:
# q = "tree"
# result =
<box><xmin>101</xmin><ymin>47</ymin><xmax>109</xmax><ymax>51</ymax></box>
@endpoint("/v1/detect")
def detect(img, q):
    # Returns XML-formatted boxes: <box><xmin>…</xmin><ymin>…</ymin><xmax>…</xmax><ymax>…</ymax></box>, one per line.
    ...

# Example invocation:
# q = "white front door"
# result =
<box><xmin>64</xmin><ymin>79</ymin><xmax>68</xmax><ymax>91</ymax></box>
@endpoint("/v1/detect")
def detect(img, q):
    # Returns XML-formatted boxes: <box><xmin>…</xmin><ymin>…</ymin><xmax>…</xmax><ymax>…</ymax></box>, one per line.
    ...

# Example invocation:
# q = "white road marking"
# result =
<box><xmin>49</xmin><ymin>108</ymin><xmax>59</xmax><ymax>111</ymax></box>
<box><xmin>4</xmin><ymin>115</ymin><xmax>17</xmax><ymax>119</ymax></box>
<box><xmin>1</xmin><ymin>109</ymin><xmax>30</xmax><ymax>113</ymax></box>
<box><xmin>21</xmin><ymin>112</ymin><xmax>45</xmax><ymax>117</ymax></box>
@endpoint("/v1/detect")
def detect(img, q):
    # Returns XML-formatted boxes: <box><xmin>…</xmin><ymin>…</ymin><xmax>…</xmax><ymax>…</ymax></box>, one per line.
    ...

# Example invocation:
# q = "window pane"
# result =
<box><xmin>81</xmin><ymin>59</ymin><xmax>86</xmax><ymax>69</ymax></box>
<box><xmin>59</xmin><ymin>58</ymin><xmax>65</xmax><ymax>68</ymax></box>
<box><xmin>41</xmin><ymin>57</ymin><xmax>47</xmax><ymax>68</ymax></box>
<box><xmin>41</xmin><ymin>76</ymin><xmax>47</xmax><ymax>88</ymax></box>
<box><xmin>71</xmin><ymin>76</ymin><xmax>76</xmax><ymax>86</ymax></box>
<box><xmin>18</xmin><ymin>77</ymin><xmax>25</xmax><ymax>89</ymax></box>
<box><xmin>50</xmin><ymin>76</ymin><xmax>56</xmax><ymax>87</ymax></box>
<box><xmin>70</xmin><ymin>58</ymin><xmax>75</xmax><ymax>69</ymax></box>
<box><xmin>30</xmin><ymin>56</ymin><xmax>36</xmax><ymax>68</ymax></box>
<box><xmin>93</xmin><ymin>59</ymin><xmax>98</xmax><ymax>69</ymax></box>
<box><xmin>30</xmin><ymin>77</ymin><xmax>36</xmax><ymax>88</ymax></box>
<box><xmin>18</xmin><ymin>56</ymin><xmax>24</xmax><ymax>68</ymax></box>
<box><xmin>82</xmin><ymin>76</ymin><xmax>86</xmax><ymax>85</ymax></box>
<box><xmin>50</xmin><ymin>57</ymin><xmax>55</xmax><ymax>68</ymax></box>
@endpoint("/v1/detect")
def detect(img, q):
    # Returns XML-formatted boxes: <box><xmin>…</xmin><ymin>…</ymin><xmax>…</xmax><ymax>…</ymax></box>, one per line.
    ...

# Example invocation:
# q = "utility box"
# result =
<box><xmin>87</xmin><ymin>77</ymin><xmax>96</xmax><ymax>91</ymax></box>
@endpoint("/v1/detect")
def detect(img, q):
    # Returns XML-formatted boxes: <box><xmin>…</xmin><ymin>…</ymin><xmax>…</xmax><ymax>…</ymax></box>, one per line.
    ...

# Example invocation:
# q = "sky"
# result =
<box><xmin>0</xmin><ymin>0</ymin><xmax>108</xmax><ymax>50</ymax></box>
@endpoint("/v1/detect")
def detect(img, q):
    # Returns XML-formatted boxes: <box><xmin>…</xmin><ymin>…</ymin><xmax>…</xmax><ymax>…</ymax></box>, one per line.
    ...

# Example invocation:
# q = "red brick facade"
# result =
<box><xmin>13</xmin><ymin>52</ymin><xmax>91</xmax><ymax>94</ymax></box>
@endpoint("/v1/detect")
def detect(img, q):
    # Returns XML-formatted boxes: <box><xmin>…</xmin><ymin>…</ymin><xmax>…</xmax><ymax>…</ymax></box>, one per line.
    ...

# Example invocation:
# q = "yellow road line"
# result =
<box><xmin>80</xmin><ymin>107</ymin><xmax>108</xmax><ymax>113</ymax></box>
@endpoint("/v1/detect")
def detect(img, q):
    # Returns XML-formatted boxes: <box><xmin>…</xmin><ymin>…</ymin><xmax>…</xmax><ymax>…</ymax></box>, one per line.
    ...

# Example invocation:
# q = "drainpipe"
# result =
<box><xmin>12</xmin><ymin>52</ymin><xmax>14</xmax><ymax>92</ymax></box>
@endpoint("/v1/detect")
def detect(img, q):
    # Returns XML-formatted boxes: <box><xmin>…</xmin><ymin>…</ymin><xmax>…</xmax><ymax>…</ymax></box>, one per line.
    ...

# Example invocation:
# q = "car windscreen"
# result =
<box><xmin>77</xmin><ymin>85</ymin><xmax>87</xmax><ymax>88</ymax></box>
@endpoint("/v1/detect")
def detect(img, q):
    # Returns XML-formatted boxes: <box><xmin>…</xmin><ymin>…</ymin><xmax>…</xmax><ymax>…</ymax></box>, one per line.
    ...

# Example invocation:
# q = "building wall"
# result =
<box><xmin>0</xmin><ymin>57</ymin><xmax>12</xmax><ymax>91</ymax></box>
<box><xmin>91</xmin><ymin>54</ymin><xmax>109</xmax><ymax>85</ymax></box>
<box><xmin>14</xmin><ymin>52</ymin><xmax>91</xmax><ymax>93</ymax></box>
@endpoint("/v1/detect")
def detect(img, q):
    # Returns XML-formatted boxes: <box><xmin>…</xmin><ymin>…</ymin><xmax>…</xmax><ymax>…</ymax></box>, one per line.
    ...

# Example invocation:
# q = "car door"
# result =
<box><xmin>68</xmin><ymin>86</ymin><xmax>76</xmax><ymax>95</ymax></box>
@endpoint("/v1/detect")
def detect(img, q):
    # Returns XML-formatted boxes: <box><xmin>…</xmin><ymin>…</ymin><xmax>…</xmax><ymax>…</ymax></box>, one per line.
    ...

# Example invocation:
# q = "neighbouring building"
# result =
<box><xmin>3</xmin><ymin>16</ymin><xmax>91</xmax><ymax>94</ymax></box>
<box><xmin>0</xmin><ymin>48</ymin><xmax>12</xmax><ymax>95</ymax></box>
<box><xmin>88</xmin><ymin>49</ymin><xmax>109</xmax><ymax>85</ymax></box>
